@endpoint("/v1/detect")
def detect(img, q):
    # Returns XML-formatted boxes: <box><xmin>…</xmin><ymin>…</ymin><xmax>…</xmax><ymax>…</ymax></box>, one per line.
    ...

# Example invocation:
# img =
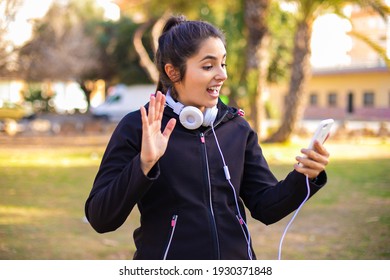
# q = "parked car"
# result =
<box><xmin>0</xmin><ymin>101</ymin><xmax>34</xmax><ymax>121</ymax></box>
<box><xmin>52</xmin><ymin>81</ymin><xmax>88</xmax><ymax>114</ymax></box>
<box><xmin>91</xmin><ymin>84</ymin><xmax>155</xmax><ymax>122</ymax></box>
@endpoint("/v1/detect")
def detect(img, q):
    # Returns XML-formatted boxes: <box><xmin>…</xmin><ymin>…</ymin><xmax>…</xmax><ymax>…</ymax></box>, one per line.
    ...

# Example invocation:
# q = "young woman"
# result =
<box><xmin>85</xmin><ymin>15</ymin><xmax>330</xmax><ymax>260</ymax></box>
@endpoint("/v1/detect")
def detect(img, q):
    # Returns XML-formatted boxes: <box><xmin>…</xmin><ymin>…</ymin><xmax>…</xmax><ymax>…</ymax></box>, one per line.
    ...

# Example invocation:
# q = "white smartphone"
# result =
<box><xmin>307</xmin><ymin>119</ymin><xmax>334</xmax><ymax>150</ymax></box>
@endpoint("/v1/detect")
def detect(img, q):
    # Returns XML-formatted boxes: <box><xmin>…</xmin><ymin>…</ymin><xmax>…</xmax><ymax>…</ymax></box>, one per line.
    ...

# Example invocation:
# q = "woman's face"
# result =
<box><xmin>174</xmin><ymin>37</ymin><xmax>227</xmax><ymax>112</ymax></box>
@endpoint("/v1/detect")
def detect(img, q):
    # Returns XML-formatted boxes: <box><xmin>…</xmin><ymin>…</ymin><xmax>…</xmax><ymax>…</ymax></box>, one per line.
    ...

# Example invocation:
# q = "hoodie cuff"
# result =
<box><xmin>145</xmin><ymin>162</ymin><xmax>160</xmax><ymax>180</ymax></box>
<box><xmin>310</xmin><ymin>170</ymin><xmax>327</xmax><ymax>187</ymax></box>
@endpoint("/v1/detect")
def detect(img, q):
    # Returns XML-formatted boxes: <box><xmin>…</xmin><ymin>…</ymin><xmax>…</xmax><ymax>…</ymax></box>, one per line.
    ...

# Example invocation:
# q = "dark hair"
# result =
<box><xmin>155</xmin><ymin>15</ymin><xmax>226</xmax><ymax>98</ymax></box>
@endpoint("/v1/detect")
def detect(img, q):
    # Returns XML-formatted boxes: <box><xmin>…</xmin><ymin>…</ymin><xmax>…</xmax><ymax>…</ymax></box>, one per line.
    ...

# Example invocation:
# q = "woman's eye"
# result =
<box><xmin>222</xmin><ymin>63</ymin><xmax>227</xmax><ymax>69</ymax></box>
<box><xmin>203</xmin><ymin>66</ymin><xmax>213</xmax><ymax>70</ymax></box>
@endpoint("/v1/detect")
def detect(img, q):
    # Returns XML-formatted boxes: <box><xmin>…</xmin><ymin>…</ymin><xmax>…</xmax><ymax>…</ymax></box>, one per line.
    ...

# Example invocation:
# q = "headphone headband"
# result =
<box><xmin>165</xmin><ymin>89</ymin><xmax>218</xmax><ymax>130</ymax></box>
<box><xmin>165</xmin><ymin>91</ymin><xmax>184</xmax><ymax>115</ymax></box>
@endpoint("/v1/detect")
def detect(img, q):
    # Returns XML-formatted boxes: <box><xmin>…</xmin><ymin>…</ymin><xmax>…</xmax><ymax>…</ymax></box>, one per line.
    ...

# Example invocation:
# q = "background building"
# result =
<box><xmin>305</xmin><ymin>6</ymin><xmax>390</xmax><ymax>122</ymax></box>
<box><xmin>270</xmin><ymin>5</ymin><xmax>390</xmax><ymax>125</ymax></box>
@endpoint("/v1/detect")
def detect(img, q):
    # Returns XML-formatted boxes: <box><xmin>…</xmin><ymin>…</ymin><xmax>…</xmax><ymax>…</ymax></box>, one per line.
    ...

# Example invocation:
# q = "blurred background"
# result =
<box><xmin>0</xmin><ymin>0</ymin><xmax>389</xmax><ymax>260</ymax></box>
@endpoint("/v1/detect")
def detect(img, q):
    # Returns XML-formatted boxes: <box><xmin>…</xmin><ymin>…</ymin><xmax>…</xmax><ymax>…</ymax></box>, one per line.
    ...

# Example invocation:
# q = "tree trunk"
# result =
<box><xmin>151</xmin><ymin>12</ymin><xmax>170</xmax><ymax>54</ymax></box>
<box><xmin>266</xmin><ymin>21</ymin><xmax>312</xmax><ymax>143</ymax></box>
<box><xmin>133</xmin><ymin>20</ymin><xmax>159</xmax><ymax>83</ymax></box>
<box><xmin>244</xmin><ymin>0</ymin><xmax>270</xmax><ymax>136</ymax></box>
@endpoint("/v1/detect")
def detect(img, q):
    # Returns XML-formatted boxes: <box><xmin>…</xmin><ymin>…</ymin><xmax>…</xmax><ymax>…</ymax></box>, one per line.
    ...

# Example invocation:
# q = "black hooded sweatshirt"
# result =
<box><xmin>85</xmin><ymin>100</ymin><xmax>326</xmax><ymax>260</ymax></box>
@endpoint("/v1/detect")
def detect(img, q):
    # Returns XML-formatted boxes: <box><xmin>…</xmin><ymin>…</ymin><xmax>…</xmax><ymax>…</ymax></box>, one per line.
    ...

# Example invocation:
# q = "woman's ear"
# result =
<box><xmin>165</xmin><ymin>64</ymin><xmax>181</xmax><ymax>83</ymax></box>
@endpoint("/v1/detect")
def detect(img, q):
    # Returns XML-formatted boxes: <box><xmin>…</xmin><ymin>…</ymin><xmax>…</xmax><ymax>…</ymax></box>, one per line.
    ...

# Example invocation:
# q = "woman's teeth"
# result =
<box><xmin>207</xmin><ymin>87</ymin><xmax>219</xmax><ymax>95</ymax></box>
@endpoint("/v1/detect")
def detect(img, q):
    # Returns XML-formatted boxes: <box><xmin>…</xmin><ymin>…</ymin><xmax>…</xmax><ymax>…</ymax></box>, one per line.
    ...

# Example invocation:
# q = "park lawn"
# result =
<box><xmin>0</xmin><ymin>147</ymin><xmax>136</xmax><ymax>259</ymax></box>
<box><xmin>0</xmin><ymin>139</ymin><xmax>389</xmax><ymax>260</ymax></box>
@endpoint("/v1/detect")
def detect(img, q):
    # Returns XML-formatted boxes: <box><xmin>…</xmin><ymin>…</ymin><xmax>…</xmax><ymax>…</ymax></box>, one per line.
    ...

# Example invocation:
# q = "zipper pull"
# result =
<box><xmin>171</xmin><ymin>215</ymin><xmax>178</xmax><ymax>227</ymax></box>
<box><xmin>236</xmin><ymin>215</ymin><xmax>244</xmax><ymax>225</ymax></box>
<box><xmin>200</xmin><ymin>133</ymin><xmax>205</xmax><ymax>143</ymax></box>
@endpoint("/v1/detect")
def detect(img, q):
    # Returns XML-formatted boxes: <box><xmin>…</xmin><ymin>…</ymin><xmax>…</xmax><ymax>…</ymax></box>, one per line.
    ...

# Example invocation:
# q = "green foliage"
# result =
<box><xmin>67</xmin><ymin>0</ymin><xmax>105</xmax><ymax>21</ymax></box>
<box><xmin>89</xmin><ymin>17</ymin><xmax>151</xmax><ymax>85</ymax></box>
<box><xmin>267</xmin><ymin>2</ymin><xmax>295</xmax><ymax>84</ymax></box>
<box><xmin>17</xmin><ymin>0</ymin><xmax>295</xmax><ymax>106</ymax></box>
<box><xmin>215</xmin><ymin>2</ymin><xmax>247</xmax><ymax>104</ymax></box>
<box><xmin>23</xmin><ymin>84</ymin><xmax>52</xmax><ymax>112</ymax></box>
<box><xmin>199</xmin><ymin>1</ymin><xmax>295</xmax><ymax>108</ymax></box>
<box><xmin>126</xmin><ymin>0</ymin><xmax>211</xmax><ymax>20</ymax></box>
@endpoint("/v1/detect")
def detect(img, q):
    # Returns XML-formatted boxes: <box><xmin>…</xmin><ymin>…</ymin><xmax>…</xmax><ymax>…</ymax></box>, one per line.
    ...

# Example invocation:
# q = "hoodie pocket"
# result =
<box><xmin>162</xmin><ymin>214</ymin><xmax>178</xmax><ymax>260</ymax></box>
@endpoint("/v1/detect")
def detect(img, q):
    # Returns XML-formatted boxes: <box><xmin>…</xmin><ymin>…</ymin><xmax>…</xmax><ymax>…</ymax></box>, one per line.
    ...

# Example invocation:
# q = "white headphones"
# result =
<box><xmin>165</xmin><ymin>90</ymin><xmax>218</xmax><ymax>130</ymax></box>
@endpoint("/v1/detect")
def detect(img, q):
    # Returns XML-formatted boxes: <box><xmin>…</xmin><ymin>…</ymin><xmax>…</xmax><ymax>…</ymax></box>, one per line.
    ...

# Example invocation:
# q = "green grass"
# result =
<box><xmin>253</xmin><ymin>158</ymin><xmax>390</xmax><ymax>260</ymax></box>
<box><xmin>0</xmin><ymin>138</ymin><xmax>389</xmax><ymax>260</ymax></box>
<box><xmin>0</xmin><ymin>147</ymin><xmax>137</xmax><ymax>259</ymax></box>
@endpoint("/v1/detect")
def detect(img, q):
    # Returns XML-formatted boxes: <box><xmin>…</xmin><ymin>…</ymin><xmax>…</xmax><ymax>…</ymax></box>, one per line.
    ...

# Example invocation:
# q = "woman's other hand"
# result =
<box><xmin>140</xmin><ymin>91</ymin><xmax>176</xmax><ymax>175</ymax></box>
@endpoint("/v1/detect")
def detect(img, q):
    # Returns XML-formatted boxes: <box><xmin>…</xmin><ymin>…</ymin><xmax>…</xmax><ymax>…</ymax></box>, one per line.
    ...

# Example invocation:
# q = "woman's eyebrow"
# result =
<box><xmin>199</xmin><ymin>53</ymin><xmax>227</xmax><ymax>62</ymax></box>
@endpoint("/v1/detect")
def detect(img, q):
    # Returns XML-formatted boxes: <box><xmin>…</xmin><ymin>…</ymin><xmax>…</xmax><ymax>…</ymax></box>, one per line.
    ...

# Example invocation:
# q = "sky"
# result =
<box><xmin>6</xmin><ymin>0</ymin><xmax>53</xmax><ymax>46</ymax></box>
<box><xmin>311</xmin><ymin>14</ymin><xmax>352</xmax><ymax>68</ymax></box>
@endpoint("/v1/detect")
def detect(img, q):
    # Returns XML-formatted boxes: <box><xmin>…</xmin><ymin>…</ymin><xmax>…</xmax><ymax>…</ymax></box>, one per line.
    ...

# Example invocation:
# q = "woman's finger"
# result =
<box><xmin>294</xmin><ymin>163</ymin><xmax>320</xmax><ymax>178</ymax></box>
<box><xmin>155</xmin><ymin>91</ymin><xmax>164</xmax><ymax>121</ymax></box>
<box><xmin>157</xmin><ymin>92</ymin><xmax>166</xmax><ymax>121</ymax></box>
<box><xmin>148</xmin><ymin>94</ymin><xmax>156</xmax><ymax>124</ymax></box>
<box><xmin>140</xmin><ymin>106</ymin><xmax>148</xmax><ymax>131</ymax></box>
<box><xmin>296</xmin><ymin>155</ymin><xmax>325</xmax><ymax>170</ymax></box>
<box><xmin>163</xmin><ymin>118</ymin><xmax>176</xmax><ymax>138</ymax></box>
<box><xmin>313</xmin><ymin>141</ymin><xmax>330</xmax><ymax>158</ymax></box>
<box><xmin>301</xmin><ymin>148</ymin><xmax>329</xmax><ymax>166</ymax></box>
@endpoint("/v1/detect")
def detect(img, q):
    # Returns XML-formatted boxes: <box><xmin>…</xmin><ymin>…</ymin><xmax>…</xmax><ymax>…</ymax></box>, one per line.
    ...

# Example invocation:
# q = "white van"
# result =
<box><xmin>91</xmin><ymin>84</ymin><xmax>156</xmax><ymax>122</ymax></box>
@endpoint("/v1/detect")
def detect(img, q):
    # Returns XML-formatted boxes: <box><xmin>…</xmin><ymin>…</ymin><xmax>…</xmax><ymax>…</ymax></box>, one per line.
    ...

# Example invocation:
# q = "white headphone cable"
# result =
<box><xmin>210</xmin><ymin>123</ymin><xmax>253</xmax><ymax>260</ymax></box>
<box><xmin>277</xmin><ymin>174</ymin><xmax>310</xmax><ymax>260</ymax></box>
<box><xmin>211</xmin><ymin>120</ymin><xmax>311</xmax><ymax>260</ymax></box>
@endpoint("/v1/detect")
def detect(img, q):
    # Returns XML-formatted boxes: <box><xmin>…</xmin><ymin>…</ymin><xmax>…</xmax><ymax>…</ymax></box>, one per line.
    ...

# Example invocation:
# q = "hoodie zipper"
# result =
<box><xmin>163</xmin><ymin>214</ymin><xmax>178</xmax><ymax>260</ymax></box>
<box><xmin>197</xmin><ymin>110</ymin><xmax>229</xmax><ymax>259</ymax></box>
<box><xmin>200</xmin><ymin>132</ymin><xmax>221</xmax><ymax>259</ymax></box>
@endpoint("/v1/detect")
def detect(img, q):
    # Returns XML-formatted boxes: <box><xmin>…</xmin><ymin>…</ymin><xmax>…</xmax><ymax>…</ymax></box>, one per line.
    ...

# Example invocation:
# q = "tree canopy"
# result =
<box><xmin>0</xmin><ymin>0</ymin><xmax>24</xmax><ymax>76</ymax></box>
<box><xmin>3</xmin><ymin>0</ymin><xmax>388</xmax><ymax>141</ymax></box>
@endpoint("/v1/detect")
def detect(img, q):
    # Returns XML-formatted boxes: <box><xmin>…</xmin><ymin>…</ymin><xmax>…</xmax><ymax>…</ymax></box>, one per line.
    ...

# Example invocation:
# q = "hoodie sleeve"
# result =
<box><xmin>84</xmin><ymin>112</ymin><xmax>159</xmax><ymax>233</ymax></box>
<box><xmin>240</xmin><ymin>129</ymin><xmax>327</xmax><ymax>225</ymax></box>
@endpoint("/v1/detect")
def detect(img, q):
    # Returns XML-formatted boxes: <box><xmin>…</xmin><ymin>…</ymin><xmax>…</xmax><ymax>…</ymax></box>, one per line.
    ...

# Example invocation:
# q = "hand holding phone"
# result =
<box><xmin>307</xmin><ymin>119</ymin><xmax>334</xmax><ymax>151</ymax></box>
<box><xmin>299</xmin><ymin>119</ymin><xmax>334</xmax><ymax>168</ymax></box>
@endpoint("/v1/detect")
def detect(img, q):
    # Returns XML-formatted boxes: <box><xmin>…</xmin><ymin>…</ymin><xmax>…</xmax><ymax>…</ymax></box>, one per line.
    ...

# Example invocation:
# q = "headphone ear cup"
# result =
<box><xmin>179</xmin><ymin>106</ymin><xmax>204</xmax><ymax>130</ymax></box>
<box><xmin>203</xmin><ymin>106</ymin><xmax>218</xmax><ymax>127</ymax></box>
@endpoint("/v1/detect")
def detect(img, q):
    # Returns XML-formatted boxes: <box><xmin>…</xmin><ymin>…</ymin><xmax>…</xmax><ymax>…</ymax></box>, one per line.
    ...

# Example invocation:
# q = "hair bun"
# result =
<box><xmin>162</xmin><ymin>15</ymin><xmax>187</xmax><ymax>34</ymax></box>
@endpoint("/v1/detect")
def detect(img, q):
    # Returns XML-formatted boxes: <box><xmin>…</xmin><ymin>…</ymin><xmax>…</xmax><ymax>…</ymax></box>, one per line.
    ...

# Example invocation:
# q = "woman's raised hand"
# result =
<box><xmin>140</xmin><ymin>91</ymin><xmax>176</xmax><ymax>175</ymax></box>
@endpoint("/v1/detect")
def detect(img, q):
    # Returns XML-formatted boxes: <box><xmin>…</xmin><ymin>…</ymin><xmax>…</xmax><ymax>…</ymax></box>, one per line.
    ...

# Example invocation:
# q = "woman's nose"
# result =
<box><xmin>216</xmin><ymin>67</ymin><xmax>228</xmax><ymax>81</ymax></box>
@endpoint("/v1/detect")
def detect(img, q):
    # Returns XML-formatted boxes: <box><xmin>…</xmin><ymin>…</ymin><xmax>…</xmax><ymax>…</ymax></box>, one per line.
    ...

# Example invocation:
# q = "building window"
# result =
<box><xmin>309</xmin><ymin>93</ymin><xmax>318</xmax><ymax>106</ymax></box>
<box><xmin>327</xmin><ymin>93</ymin><xmax>337</xmax><ymax>107</ymax></box>
<box><xmin>363</xmin><ymin>92</ymin><xmax>374</xmax><ymax>107</ymax></box>
<box><xmin>347</xmin><ymin>92</ymin><xmax>354</xmax><ymax>113</ymax></box>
